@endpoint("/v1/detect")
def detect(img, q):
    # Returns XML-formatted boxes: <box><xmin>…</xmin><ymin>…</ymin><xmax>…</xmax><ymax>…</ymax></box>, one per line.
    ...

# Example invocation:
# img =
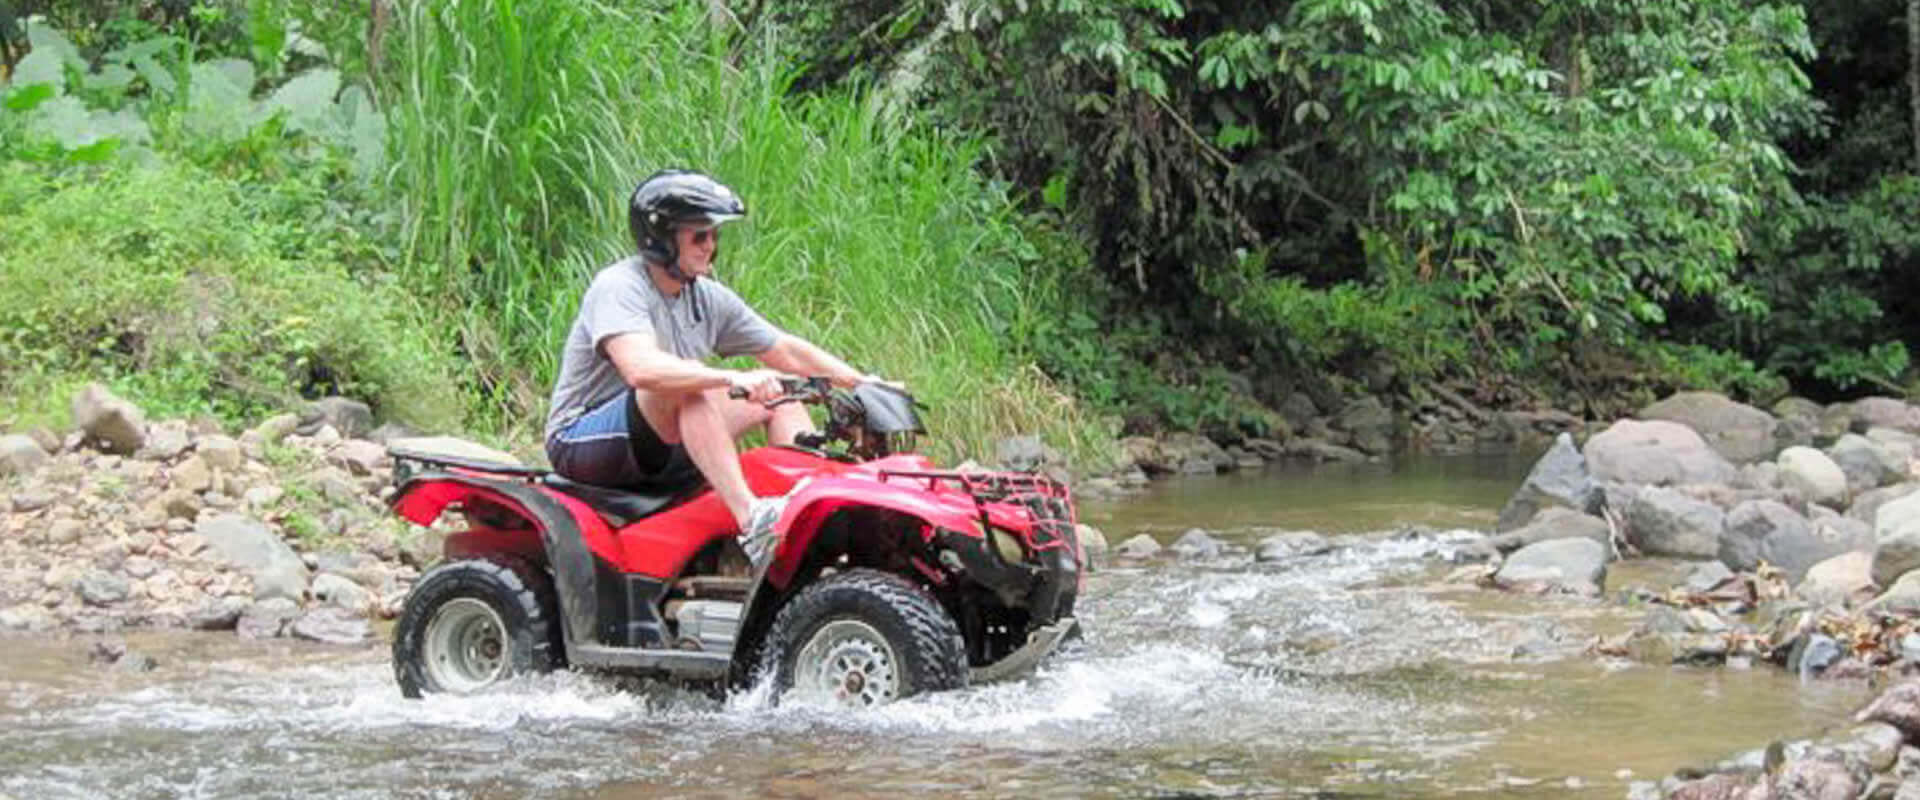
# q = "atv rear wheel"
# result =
<box><xmin>393</xmin><ymin>558</ymin><xmax>561</xmax><ymax>698</ymax></box>
<box><xmin>762</xmin><ymin>568</ymin><xmax>966</xmax><ymax>707</ymax></box>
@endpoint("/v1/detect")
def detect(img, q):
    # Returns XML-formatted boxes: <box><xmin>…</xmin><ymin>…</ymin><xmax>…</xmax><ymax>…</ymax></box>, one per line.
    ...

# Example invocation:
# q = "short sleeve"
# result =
<box><xmin>581</xmin><ymin>273</ymin><xmax>655</xmax><ymax>351</ymax></box>
<box><xmin>704</xmin><ymin>282</ymin><xmax>782</xmax><ymax>357</ymax></box>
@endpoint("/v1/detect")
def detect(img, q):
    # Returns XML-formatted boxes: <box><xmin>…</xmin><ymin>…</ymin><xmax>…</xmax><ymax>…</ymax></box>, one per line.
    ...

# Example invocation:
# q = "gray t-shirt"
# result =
<box><xmin>545</xmin><ymin>257</ymin><xmax>782</xmax><ymax>440</ymax></box>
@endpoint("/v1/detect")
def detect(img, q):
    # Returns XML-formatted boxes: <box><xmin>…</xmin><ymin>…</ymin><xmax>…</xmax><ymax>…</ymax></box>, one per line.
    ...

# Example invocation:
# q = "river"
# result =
<box><xmin>0</xmin><ymin>455</ymin><xmax>1871</xmax><ymax>799</ymax></box>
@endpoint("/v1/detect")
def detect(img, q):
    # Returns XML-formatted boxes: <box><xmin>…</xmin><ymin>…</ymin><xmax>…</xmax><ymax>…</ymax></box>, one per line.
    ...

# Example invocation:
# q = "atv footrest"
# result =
<box><xmin>569</xmin><ymin>644</ymin><xmax>732</xmax><ymax>680</ymax></box>
<box><xmin>969</xmin><ymin>617</ymin><xmax>1076</xmax><ymax>684</ymax></box>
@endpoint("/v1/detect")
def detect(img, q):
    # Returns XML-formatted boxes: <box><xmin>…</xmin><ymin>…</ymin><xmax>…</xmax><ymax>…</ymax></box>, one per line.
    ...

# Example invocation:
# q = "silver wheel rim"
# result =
<box><xmin>422</xmin><ymin>597</ymin><xmax>509</xmax><ymax>694</ymax></box>
<box><xmin>794</xmin><ymin>619</ymin><xmax>901</xmax><ymax>707</ymax></box>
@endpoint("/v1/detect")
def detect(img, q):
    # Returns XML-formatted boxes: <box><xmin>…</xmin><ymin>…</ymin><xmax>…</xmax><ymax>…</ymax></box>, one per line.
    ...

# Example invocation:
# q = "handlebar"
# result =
<box><xmin>726</xmin><ymin>376</ymin><xmax>833</xmax><ymax>404</ymax></box>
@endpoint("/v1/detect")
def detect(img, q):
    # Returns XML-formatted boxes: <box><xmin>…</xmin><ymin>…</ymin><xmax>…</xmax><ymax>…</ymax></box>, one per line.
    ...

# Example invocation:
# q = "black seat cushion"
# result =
<box><xmin>540</xmin><ymin>474</ymin><xmax>702</xmax><ymax>527</ymax></box>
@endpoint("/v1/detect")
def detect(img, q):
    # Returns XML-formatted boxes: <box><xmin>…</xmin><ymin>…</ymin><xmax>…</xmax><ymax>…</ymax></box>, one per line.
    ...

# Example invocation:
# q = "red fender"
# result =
<box><xmin>391</xmin><ymin>476</ymin><xmax>626</xmax><ymax>567</ymax></box>
<box><xmin>763</xmin><ymin>472</ymin><xmax>984</xmax><ymax>587</ymax></box>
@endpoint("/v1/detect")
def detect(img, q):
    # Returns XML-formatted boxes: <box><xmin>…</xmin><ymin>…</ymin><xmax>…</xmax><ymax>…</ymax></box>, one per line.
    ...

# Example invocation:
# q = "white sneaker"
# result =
<box><xmin>739</xmin><ymin>496</ymin><xmax>786</xmax><ymax>569</ymax></box>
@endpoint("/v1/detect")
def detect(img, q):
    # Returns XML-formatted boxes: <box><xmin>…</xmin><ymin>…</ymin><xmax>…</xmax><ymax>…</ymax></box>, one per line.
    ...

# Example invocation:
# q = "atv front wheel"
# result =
<box><xmin>762</xmin><ymin>568</ymin><xmax>966</xmax><ymax>707</ymax></box>
<box><xmin>393</xmin><ymin>558</ymin><xmax>561</xmax><ymax>698</ymax></box>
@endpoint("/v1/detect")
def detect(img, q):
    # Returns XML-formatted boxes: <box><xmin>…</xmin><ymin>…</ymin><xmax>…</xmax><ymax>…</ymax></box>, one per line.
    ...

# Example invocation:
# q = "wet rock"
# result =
<box><xmin>87</xmin><ymin>638</ymin><xmax>128</xmax><ymax>665</ymax></box>
<box><xmin>1282</xmin><ymin>438</ymin><xmax>1368</xmax><ymax>464</ymax></box>
<box><xmin>298</xmin><ymin>397</ymin><xmax>374</xmax><ymax>438</ymax></box>
<box><xmin>1255</xmin><ymin>530</ymin><xmax>1332</xmax><ymax>562</ymax></box>
<box><xmin>1779</xmin><ymin>447</ymin><xmax>1850</xmax><ymax>509</ymax></box>
<box><xmin>1720</xmin><ymin>500</ymin><xmax>1845</xmax><ymax>583</ymax></box>
<box><xmin>75</xmin><ymin>571</ymin><xmax>130</xmax><ymax>606</ymax></box>
<box><xmin>1494</xmin><ymin>537</ymin><xmax>1606</xmax><ymax>595</ymax></box>
<box><xmin>1774</xmin><ymin>756</ymin><xmax>1861</xmax><ymax>800</ymax></box>
<box><xmin>311</xmin><ymin>573</ymin><xmax>373</xmax><ymax>614</ymax></box>
<box><xmin>1171</xmin><ymin>528</ymin><xmax>1224</xmax><ymax>559</ymax></box>
<box><xmin>1335</xmin><ymin>396</ymin><xmax>1395</xmax><ymax>456</ymax></box>
<box><xmin>1831</xmin><ymin>434</ymin><xmax>1907</xmax><ymax>494</ymax></box>
<box><xmin>72</xmin><ymin>383</ymin><xmax>147</xmax><ymax>455</ymax></box>
<box><xmin>1496</xmin><ymin>433</ymin><xmax>1596</xmax><ymax>531</ymax></box>
<box><xmin>1113</xmin><ymin>534</ymin><xmax>1162</xmax><ymax>559</ymax></box>
<box><xmin>237</xmin><ymin>597</ymin><xmax>300</xmax><ymax>639</ymax></box>
<box><xmin>1873</xmin><ymin>491</ymin><xmax>1920</xmax><ymax>586</ymax></box>
<box><xmin>1585</xmin><ymin>419</ymin><xmax>1739</xmax><ymax>487</ymax></box>
<box><xmin>1797</xmin><ymin>552</ymin><xmax>1875</xmax><ymax>608</ymax></box>
<box><xmin>1626</xmin><ymin>487</ymin><xmax>1726</xmax><ymax>559</ymax></box>
<box><xmin>1489</xmin><ymin>506</ymin><xmax>1611</xmax><ymax>554</ymax></box>
<box><xmin>290</xmin><ymin>607</ymin><xmax>370</xmax><ymax>645</ymax></box>
<box><xmin>1118</xmin><ymin>437</ymin><xmax>1168</xmax><ymax>474</ymax></box>
<box><xmin>188</xmin><ymin>596</ymin><xmax>250</xmax><ymax>631</ymax></box>
<box><xmin>0</xmin><ymin>434</ymin><xmax>50</xmax><ymax>477</ymax></box>
<box><xmin>1667</xmin><ymin>773</ymin><xmax>1757</xmax><ymax>800</ymax></box>
<box><xmin>196</xmin><ymin>514</ymin><xmax>309</xmax><ymax>603</ymax></box>
<box><xmin>1791</xmin><ymin>634</ymin><xmax>1844</xmax><ymax>675</ymax></box>
<box><xmin>1686</xmin><ymin>561</ymin><xmax>1737</xmax><ymax>593</ymax></box>
<box><xmin>1163</xmin><ymin>433</ymin><xmax>1232</xmax><ymax>474</ymax></box>
<box><xmin>1641</xmin><ymin>391</ymin><xmax>1785</xmax><ymax>464</ymax></box>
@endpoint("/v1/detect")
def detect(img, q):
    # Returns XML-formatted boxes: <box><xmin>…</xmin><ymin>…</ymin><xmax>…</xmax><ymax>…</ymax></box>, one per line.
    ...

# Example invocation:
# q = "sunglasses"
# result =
<box><xmin>688</xmin><ymin>227</ymin><xmax>720</xmax><ymax>245</ymax></box>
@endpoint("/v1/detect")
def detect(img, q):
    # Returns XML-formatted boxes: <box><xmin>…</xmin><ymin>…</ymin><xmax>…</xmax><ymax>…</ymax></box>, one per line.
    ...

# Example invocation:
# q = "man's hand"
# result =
<box><xmin>728</xmin><ymin>369</ymin><xmax>786</xmax><ymax>404</ymax></box>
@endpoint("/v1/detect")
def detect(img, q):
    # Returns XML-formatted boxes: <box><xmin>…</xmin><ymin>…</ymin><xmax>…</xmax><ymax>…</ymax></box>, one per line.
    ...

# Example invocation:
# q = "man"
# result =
<box><xmin>544</xmin><ymin>169</ymin><xmax>876</xmax><ymax>560</ymax></box>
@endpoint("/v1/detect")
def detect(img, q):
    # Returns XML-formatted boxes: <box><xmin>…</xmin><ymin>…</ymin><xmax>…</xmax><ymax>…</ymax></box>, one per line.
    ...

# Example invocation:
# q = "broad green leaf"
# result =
<box><xmin>265</xmin><ymin>68</ymin><xmax>341</xmax><ymax>136</ymax></box>
<box><xmin>10</xmin><ymin>49</ymin><xmax>66</xmax><ymax>92</ymax></box>
<box><xmin>84</xmin><ymin>64</ymin><xmax>138</xmax><ymax>95</ymax></box>
<box><xmin>3</xmin><ymin>83</ymin><xmax>54</xmax><ymax>113</ymax></box>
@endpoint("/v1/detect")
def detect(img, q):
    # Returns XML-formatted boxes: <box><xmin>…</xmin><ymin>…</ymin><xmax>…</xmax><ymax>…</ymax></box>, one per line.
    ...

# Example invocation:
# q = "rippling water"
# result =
<box><xmin>0</xmin><ymin>458</ymin><xmax>1874</xmax><ymax>799</ymax></box>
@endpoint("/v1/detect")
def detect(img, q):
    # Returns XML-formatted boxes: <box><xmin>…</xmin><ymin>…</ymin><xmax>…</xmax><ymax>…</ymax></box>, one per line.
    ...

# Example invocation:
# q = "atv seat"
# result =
<box><xmin>539</xmin><ymin>474</ymin><xmax>692</xmax><ymax>527</ymax></box>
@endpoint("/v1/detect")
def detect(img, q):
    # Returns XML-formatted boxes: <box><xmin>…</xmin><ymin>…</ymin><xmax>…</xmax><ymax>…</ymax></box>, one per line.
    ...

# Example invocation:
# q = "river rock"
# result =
<box><xmin>1798</xmin><ymin>551</ymin><xmax>1876</xmax><ymax>608</ymax></box>
<box><xmin>1831</xmin><ymin>434</ymin><xmax>1907</xmax><ymax>493</ymax></box>
<box><xmin>1853</xmin><ymin>397</ymin><xmax>1920</xmax><ymax>434</ymax></box>
<box><xmin>1774</xmin><ymin>755</ymin><xmax>1862</xmax><ymax>800</ymax></box>
<box><xmin>1865</xmin><ymin>572</ymin><xmax>1920</xmax><ymax>616</ymax></box>
<box><xmin>310</xmin><ymin>573</ymin><xmax>372</xmax><ymax>615</ymax></box>
<box><xmin>1171</xmin><ymin>528</ymin><xmax>1225</xmax><ymax>560</ymax></box>
<box><xmin>189</xmin><ymin>596</ymin><xmax>250</xmax><ymax>631</ymax></box>
<box><xmin>137</xmin><ymin>420</ymin><xmax>192</xmax><ymax>461</ymax></box>
<box><xmin>290</xmin><ymin>607</ymin><xmax>370</xmax><ymax>645</ymax></box>
<box><xmin>1114</xmin><ymin>534</ymin><xmax>1162</xmax><ymax>559</ymax></box>
<box><xmin>1626</xmin><ymin>487</ymin><xmax>1725</xmax><ymax>559</ymax></box>
<box><xmin>72</xmin><ymin>384</ymin><xmax>146</xmax><ymax>455</ymax></box>
<box><xmin>1489</xmin><ymin>506</ymin><xmax>1611</xmax><ymax>554</ymax></box>
<box><xmin>1335</xmin><ymin>396</ymin><xmax>1395</xmax><ymax>456</ymax></box>
<box><xmin>1494</xmin><ymin>537</ymin><xmax>1606</xmax><ymax>595</ymax></box>
<box><xmin>1585</xmin><ymin>419</ymin><xmax>1738</xmax><ymax>487</ymax></box>
<box><xmin>1075</xmin><ymin>524</ymin><xmax>1109</xmax><ymax>562</ymax></box>
<box><xmin>75</xmin><ymin>571</ymin><xmax>130</xmax><ymax>606</ymax></box>
<box><xmin>1851</xmin><ymin>483</ymin><xmax>1920</xmax><ymax>525</ymax></box>
<box><xmin>196</xmin><ymin>514</ymin><xmax>308</xmax><ymax>603</ymax></box>
<box><xmin>1686</xmin><ymin>561</ymin><xmax>1737</xmax><ymax>593</ymax></box>
<box><xmin>298</xmin><ymin>397</ymin><xmax>373</xmax><ymax>438</ymax></box>
<box><xmin>1875</xmin><ymin>492</ymin><xmax>1920</xmax><ymax>586</ymax></box>
<box><xmin>1640</xmin><ymin>391</ymin><xmax>1784</xmax><ymax>464</ymax></box>
<box><xmin>1255</xmin><ymin>530</ymin><xmax>1332</xmax><ymax>561</ymax></box>
<box><xmin>11</xmin><ymin>488</ymin><xmax>55</xmax><ymax>513</ymax></box>
<box><xmin>197</xmin><ymin>435</ymin><xmax>243</xmax><ymax>472</ymax></box>
<box><xmin>0</xmin><ymin>604</ymin><xmax>56</xmax><ymax>632</ymax></box>
<box><xmin>1860</xmin><ymin>679</ymin><xmax>1920</xmax><ymax>739</ymax></box>
<box><xmin>237</xmin><ymin>597</ymin><xmax>299</xmax><ymax>639</ymax></box>
<box><xmin>0</xmin><ymin>434</ymin><xmax>49</xmax><ymax>477</ymax></box>
<box><xmin>329</xmin><ymin>439</ymin><xmax>388</xmax><ymax>477</ymax></box>
<box><xmin>1282</xmin><ymin>438</ymin><xmax>1368</xmax><ymax>463</ymax></box>
<box><xmin>171</xmin><ymin>455</ymin><xmax>213</xmax><ymax>494</ymax></box>
<box><xmin>1779</xmin><ymin>447</ymin><xmax>1850</xmax><ymax>509</ymax></box>
<box><xmin>1162</xmin><ymin>433</ymin><xmax>1232</xmax><ymax>474</ymax></box>
<box><xmin>1720</xmin><ymin>500</ymin><xmax>1849</xmax><ymax>582</ymax></box>
<box><xmin>1495</xmin><ymin>433</ymin><xmax>1595</xmax><ymax>531</ymax></box>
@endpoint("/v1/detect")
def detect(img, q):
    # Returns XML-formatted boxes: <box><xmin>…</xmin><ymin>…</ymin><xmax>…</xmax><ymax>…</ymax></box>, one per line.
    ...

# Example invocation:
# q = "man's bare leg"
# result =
<box><xmin>636</xmin><ymin>388</ymin><xmax>813</xmax><ymax>529</ymax></box>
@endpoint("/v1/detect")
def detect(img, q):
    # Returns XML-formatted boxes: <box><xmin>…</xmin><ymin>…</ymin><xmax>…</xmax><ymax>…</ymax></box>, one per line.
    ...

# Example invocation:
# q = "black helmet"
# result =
<box><xmin>628</xmin><ymin>169</ymin><xmax>746</xmax><ymax>275</ymax></box>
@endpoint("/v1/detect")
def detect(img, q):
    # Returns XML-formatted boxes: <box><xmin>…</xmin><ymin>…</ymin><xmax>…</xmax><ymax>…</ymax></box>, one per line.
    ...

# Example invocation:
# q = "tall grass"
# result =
<box><xmin>382</xmin><ymin>2</ymin><xmax>1112</xmax><ymax>464</ymax></box>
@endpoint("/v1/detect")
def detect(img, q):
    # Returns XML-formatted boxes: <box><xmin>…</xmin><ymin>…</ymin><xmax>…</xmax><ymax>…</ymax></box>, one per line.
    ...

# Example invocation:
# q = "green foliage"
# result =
<box><xmin>0</xmin><ymin>158</ymin><xmax>461</xmax><ymax>430</ymax></box>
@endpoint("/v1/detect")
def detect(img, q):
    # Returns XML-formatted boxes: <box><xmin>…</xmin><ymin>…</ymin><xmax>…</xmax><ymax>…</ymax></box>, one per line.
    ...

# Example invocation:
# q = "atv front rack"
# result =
<box><xmin>878</xmin><ymin>470</ymin><xmax>1077</xmax><ymax>551</ymax></box>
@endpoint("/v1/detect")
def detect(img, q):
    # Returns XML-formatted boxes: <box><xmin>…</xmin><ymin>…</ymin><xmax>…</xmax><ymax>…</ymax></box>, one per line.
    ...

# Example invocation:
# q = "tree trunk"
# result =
<box><xmin>1910</xmin><ymin>0</ymin><xmax>1919</xmax><ymax>170</ymax></box>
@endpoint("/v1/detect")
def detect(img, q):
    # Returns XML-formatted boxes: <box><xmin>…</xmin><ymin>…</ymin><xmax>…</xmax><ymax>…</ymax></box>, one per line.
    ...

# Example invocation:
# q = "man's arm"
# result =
<box><xmin>757</xmin><ymin>334</ymin><xmax>869</xmax><ymax>388</ymax></box>
<box><xmin>605</xmin><ymin>332</ymin><xmax>781</xmax><ymax>400</ymax></box>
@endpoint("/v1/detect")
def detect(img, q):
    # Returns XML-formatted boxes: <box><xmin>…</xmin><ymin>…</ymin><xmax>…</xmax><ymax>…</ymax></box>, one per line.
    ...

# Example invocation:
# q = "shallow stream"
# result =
<box><xmin>0</xmin><ymin>456</ymin><xmax>1873</xmax><ymax>798</ymax></box>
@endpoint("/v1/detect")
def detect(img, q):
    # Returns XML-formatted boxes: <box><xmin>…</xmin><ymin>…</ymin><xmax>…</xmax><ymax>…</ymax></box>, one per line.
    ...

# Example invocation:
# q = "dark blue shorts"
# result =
<box><xmin>546</xmin><ymin>390</ymin><xmax>698</xmax><ymax>489</ymax></box>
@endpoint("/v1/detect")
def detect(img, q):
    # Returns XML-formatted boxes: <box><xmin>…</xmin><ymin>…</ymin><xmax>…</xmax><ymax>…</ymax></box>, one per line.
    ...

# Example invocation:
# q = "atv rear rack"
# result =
<box><xmin>879</xmin><ymin>470</ymin><xmax>1077</xmax><ymax>550</ymax></box>
<box><xmin>388</xmin><ymin>447</ymin><xmax>548</xmax><ymax>485</ymax></box>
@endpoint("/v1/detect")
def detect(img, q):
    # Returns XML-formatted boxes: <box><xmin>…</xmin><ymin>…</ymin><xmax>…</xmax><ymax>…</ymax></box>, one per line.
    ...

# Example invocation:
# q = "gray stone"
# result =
<box><xmin>329</xmin><ymin>439</ymin><xmax>388</xmax><ymax>477</ymax></box>
<box><xmin>137</xmin><ymin>420</ymin><xmax>193</xmax><ymax>461</ymax></box>
<box><xmin>1255</xmin><ymin>530</ymin><xmax>1333</xmax><ymax>562</ymax></box>
<box><xmin>1282</xmin><ymin>438</ymin><xmax>1368</xmax><ymax>464</ymax></box>
<box><xmin>1640</xmin><ymin>391</ymin><xmax>1785</xmax><ymax>463</ymax></box>
<box><xmin>1831</xmin><ymin>434</ymin><xmax>1907</xmax><ymax>493</ymax></box>
<box><xmin>1853</xmin><ymin>397</ymin><xmax>1920</xmax><ymax>434</ymax></box>
<box><xmin>237</xmin><ymin>598</ymin><xmax>300</xmax><ymax>639</ymax></box>
<box><xmin>1798</xmin><ymin>551</ymin><xmax>1875</xmax><ymax>608</ymax></box>
<box><xmin>122</xmin><ymin>555</ymin><xmax>158</xmax><ymax>580</ymax></box>
<box><xmin>290</xmin><ymin>607</ymin><xmax>370</xmax><ymax>645</ymax></box>
<box><xmin>1335</xmin><ymin>396</ymin><xmax>1396</xmax><ymax>456</ymax></box>
<box><xmin>1625</xmin><ymin>487</ymin><xmax>1726</xmax><ymax>559</ymax></box>
<box><xmin>1114</xmin><ymin>534</ymin><xmax>1162</xmax><ymax>559</ymax></box>
<box><xmin>1859</xmin><ymin>679</ymin><xmax>1920</xmax><ymax>739</ymax></box>
<box><xmin>1171</xmin><ymin>528</ymin><xmax>1224</xmax><ymax>559</ymax></box>
<box><xmin>1739</xmin><ymin>461</ymin><xmax>1783</xmax><ymax>491</ymax></box>
<box><xmin>1773</xmin><ymin>755</ymin><xmax>1860</xmax><ymax>800</ymax></box>
<box><xmin>171</xmin><ymin>456</ymin><xmax>213</xmax><ymax>493</ymax></box>
<box><xmin>0</xmin><ymin>434</ymin><xmax>50</xmax><ymax>477</ymax></box>
<box><xmin>1877</xmin><ymin>491</ymin><xmax>1920</xmax><ymax>586</ymax></box>
<box><xmin>310</xmin><ymin>573</ymin><xmax>373</xmax><ymax>614</ymax></box>
<box><xmin>1074</xmin><ymin>524</ymin><xmax>1109</xmax><ymax>560</ymax></box>
<box><xmin>1850</xmin><ymin>483</ymin><xmax>1920</xmax><ymax>525</ymax></box>
<box><xmin>196</xmin><ymin>514</ymin><xmax>309</xmax><ymax>603</ymax></box>
<box><xmin>1684</xmin><ymin>561</ymin><xmax>1736</xmax><ymax>593</ymax></box>
<box><xmin>198</xmin><ymin>435</ymin><xmax>243</xmax><ymax>471</ymax></box>
<box><xmin>1495</xmin><ymin>537</ymin><xmax>1607</xmax><ymax>595</ymax></box>
<box><xmin>1720</xmin><ymin>500</ymin><xmax>1846</xmax><ymax>582</ymax></box>
<box><xmin>75</xmin><ymin>571</ymin><xmax>130</xmax><ymax>606</ymax></box>
<box><xmin>11</xmin><ymin>489</ymin><xmax>56</xmax><ymax>513</ymax></box>
<box><xmin>993</xmin><ymin>435</ymin><xmax>1055</xmax><ymax>472</ymax></box>
<box><xmin>1496</xmin><ymin>433</ymin><xmax>1595</xmax><ymax>530</ymax></box>
<box><xmin>1489</xmin><ymin>506</ymin><xmax>1611</xmax><ymax>554</ymax></box>
<box><xmin>309</xmin><ymin>468</ymin><xmax>361</xmax><ymax>506</ymax></box>
<box><xmin>71</xmin><ymin>383</ymin><xmax>146</xmax><ymax>455</ymax></box>
<box><xmin>1585</xmin><ymin>419</ymin><xmax>1738</xmax><ymax>486</ymax></box>
<box><xmin>298</xmin><ymin>397</ymin><xmax>374</xmax><ymax>438</ymax></box>
<box><xmin>243</xmin><ymin>485</ymin><xmax>284</xmax><ymax>510</ymax></box>
<box><xmin>1866</xmin><ymin>571</ymin><xmax>1920</xmax><ymax>616</ymax></box>
<box><xmin>1162</xmin><ymin>433</ymin><xmax>1232</xmax><ymax>473</ymax></box>
<box><xmin>188</xmin><ymin>596</ymin><xmax>250</xmax><ymax>631</ymax></box>
<box><xmin>1779</xmin><ymin>446</ymin><xmax>1850</xmax><ymax>509</ymax></box>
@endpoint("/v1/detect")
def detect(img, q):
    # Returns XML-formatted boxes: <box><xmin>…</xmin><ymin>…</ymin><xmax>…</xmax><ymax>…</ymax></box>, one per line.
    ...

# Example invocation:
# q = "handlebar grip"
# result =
<box><xmin>727</xmin><ymin>386</ymin><xmax>750</xmax><ymax>400</ymax></box>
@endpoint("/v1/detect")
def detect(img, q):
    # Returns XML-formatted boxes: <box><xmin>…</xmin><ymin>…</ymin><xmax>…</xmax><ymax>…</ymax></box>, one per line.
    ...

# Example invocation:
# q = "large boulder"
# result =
<box><xmin>1797</xmin><ymin>551</ymin><xmax>1875</xmax><ymax>608</ymax></box>
<box><xmin>196</xmin><ymin>514</ymin><xmax>309</xmax><ymax>603</ymax></box>
<box><xmin>1488</xmin><ymin>507</ymin><xmax>1611</xmax><ymax>554</ymax></box>
<box><xmin>0</xmin><ymin>434</ymin><xmax>49</xmax><ymax>477</ymax></box>
<box><xmin>1779</xmin><ymin>446</ymin><xmax>1850</xmax><ymax>509</ymax></box>
<box><xmin>1625</xmin><ymin>487</ymin><xmax>1726</xmax><ymax>558</ymax></box>
<box><xmin>1852</xmin><ymin>397</ymin><xmax>1920</xmax><ymax>435</ymax></box>
<box><xmin>1335</xmin><ymin>396</ymin><xmax>1396</xmax><ymax>456</ymax></box>
<box><xmin>71</xmin><ymin>383</ymin><xmax>146</xmax><ymax>455</ymax></box>
<box><xmin>1494</xmin><ymin>537</ymin><xmax>1607</xmax><ymax>595</ymax></box>
<box><xmin>1639</xmin><ymin>391</ymin><xmax>1785</xmax><ymax>464</ymax></box>
<box><xmin>298</xmin><ymin>397</ymin><xmax>374</xmax><ymax>438</ymax></box>
<box><xmin>1876</xmin><ymin>491</ymin><xmax>1920</xmax><ymax>586</ymax></box>
<box><xmin>1773</xmin><ymin>396</ymin><xmax>1826</xmax><ymax>448</ymax></box>
<box><xmin>1830</xmin><ymin>434</ymin><xmax>1907</xmax><ymax>493</ymax></box>
<box><xmin>1496</xmin><ymin>433</ymin><xmax>1596</xmax><ymax>531</ymax></box>
<box><xmin>1161</xmin><ymin>433</ymin><xmax>1232</xmax><ymax>474</ymax></box>
<box><xmin>1718</xmin><ymin>500</ymin><xmax>1852</xmax><ymax>582</ymax></box>
<box><xmin>1850</xmin><ymin>483</ymin><xmax>1920</xmax><ymax>525</ymax></box>
<box><xmin>1584</xmin><ymin>419</ymin><xmax>1738</xmax><ymax>487</ymax></box>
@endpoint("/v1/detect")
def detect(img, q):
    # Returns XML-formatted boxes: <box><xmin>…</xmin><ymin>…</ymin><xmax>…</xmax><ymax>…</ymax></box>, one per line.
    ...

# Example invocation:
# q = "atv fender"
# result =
<box><xmin>391</xmin><ymin>473</ymin><xmax>626</xmax><ymax>648</ymax></box>
<box><xmin>762</xmin><ymin>474</ymin><xmax>981</xmax><ymax>589</ymax></box>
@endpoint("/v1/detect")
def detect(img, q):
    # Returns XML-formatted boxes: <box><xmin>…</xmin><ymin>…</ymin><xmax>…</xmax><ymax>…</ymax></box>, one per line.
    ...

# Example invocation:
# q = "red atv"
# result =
<box><xmin>386</xmin><ymin>379</ymin><xmax>1080</xmax><ymax>707</ymax></box>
